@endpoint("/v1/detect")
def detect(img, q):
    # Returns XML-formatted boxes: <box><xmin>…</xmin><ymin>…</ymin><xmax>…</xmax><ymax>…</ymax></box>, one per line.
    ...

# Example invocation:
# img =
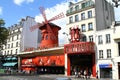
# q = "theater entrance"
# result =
<box><xmin>68</xmin><ymin>54</ymin><xmax>94</xmax><ymax>76</ymax></box>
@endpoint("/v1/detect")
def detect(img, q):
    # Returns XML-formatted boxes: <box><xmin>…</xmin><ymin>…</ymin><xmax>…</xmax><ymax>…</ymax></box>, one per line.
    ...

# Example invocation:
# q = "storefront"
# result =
<box><xmin>99</xmin><ymin>64</ymin><xmax>112</xmax><ymax>78</ymax></box>
<box><xmin>2</xmin><ymin>56</ymin><xmax>18</xmax><ymax>70</ymax></box>
<box><xmin>21</xmin><ymin>55</ymin><xmax>65</xmax><ymax>74</ymax></box>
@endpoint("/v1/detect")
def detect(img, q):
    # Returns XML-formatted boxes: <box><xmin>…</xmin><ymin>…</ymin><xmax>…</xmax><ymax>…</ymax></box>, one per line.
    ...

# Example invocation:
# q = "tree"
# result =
<box><xmin>0</xmin><ymin>19</ymin><xmax>9</xmax><ymax>47</ymax></box>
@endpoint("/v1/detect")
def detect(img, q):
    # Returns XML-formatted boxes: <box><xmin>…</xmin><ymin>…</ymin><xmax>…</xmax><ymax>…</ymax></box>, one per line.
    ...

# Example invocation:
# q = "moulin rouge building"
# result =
<box><xmin>18</xmin><ymin>5</ymin><xmax>96</xmax><ymax>77</ymax></box>
<box><xmin>17</xmin><ymin>0</ymin><xmax>120</xmax><ymax>79</ymax></box>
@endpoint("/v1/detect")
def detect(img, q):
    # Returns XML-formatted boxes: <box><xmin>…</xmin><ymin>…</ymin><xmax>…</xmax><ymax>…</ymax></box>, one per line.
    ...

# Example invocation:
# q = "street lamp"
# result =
<box><xmin>63</xmin><ymin>32</ymin><xmax>71</xmax><ymax>43</ymax></box>
<box><xmin>112</xmin><ymin>0</ymin><xmax>120</xmax><ymax>7</ymax></box>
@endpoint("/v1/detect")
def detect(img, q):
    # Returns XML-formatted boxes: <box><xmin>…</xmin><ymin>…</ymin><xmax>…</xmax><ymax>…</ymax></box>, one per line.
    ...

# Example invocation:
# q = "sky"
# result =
<box><xmin>0</xmin><ymin>0</ymin><xmax>120</xmax><ymax>44</ymax></box>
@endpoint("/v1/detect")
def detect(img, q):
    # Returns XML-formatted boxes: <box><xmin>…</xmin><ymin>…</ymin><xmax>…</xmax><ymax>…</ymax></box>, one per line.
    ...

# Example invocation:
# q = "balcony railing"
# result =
<box><xmin>66</xmin><ymin>4</ymin><xmax>95</xmax><ymax>16</ymax></box>
<box><xmin>64</xmin><ymin>42</ymin><xmax>95</xmax><ymax>54</ymax></box>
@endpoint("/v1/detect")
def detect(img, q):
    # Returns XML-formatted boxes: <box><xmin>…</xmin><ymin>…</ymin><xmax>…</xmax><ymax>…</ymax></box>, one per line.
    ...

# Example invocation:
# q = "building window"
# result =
<box><xmin>11</xmin><ymin>50</ymin><xmax>13</xmax><ymax>55</ymax></box>
<box><xmin>106</xmin><ymin>34</ymin><xmax>111</xmax><ymax>43</ymax></box>
<box><xmin>16</xmin><ymin>49</ymin><xmax>18</xmax><ymax>54</ymax></box>
<box><xmin>88</xmin><ymin>10</ymin><xmax>92</xmax><ymax>18</ymax></box>
<box><xmin>16</xmin><ymin>42</ymin><xmax>18</xmax><ymax>47</ymax></box>
<box><xmin>82</xmin><ymin>3</ymin><xmax>86</xmax><ymax>8</ymax></box>
<box><xmin>11</xmin><ymin>43</ymin><xmax>13</xmax><ymax>48</ymax></box>
<box><xmin>75</xmin><ymin>15</ymin><xmax>79</xmax><ymax>22</ymax></box>
<box><xmin>89</xmin><ymin>35</ymin><xmax>93</xmax><ymax>42</ymax></box>
<box><xmin>69</xmin><ymin>16</ymin><xmax>73</xmax><ymax>23</ymax></box>
<box><xmin>75</xmin><ymin>5</ymin><xmax>79</xmax><ymax>11</ymax></box>
<box><xmin>12</xmin><ymin>36</ymin><xmax>14</xmax><ymax>41</ymax></box>
<box><xmin>45</xmin><ymin>35</ymin><xmax>48</xmax><ymax>40</ymax></box>
<box><xmin>107</xmin><ymin>49</ymin><xmax>111</xmax><ymax>58</ymax></box>
<box><xmin>81</xmin><ymin>13</ymin><xmax>85</xmax><ymax>20</ymax></box>
<box><xmin>99</xmin><ymin>50</ymin><xmax>103</xmax><ymax>59</ymax></box>
<box><xmin>98</xmin><ymin>35</ymin><xmax>103</xmax><ymax>44</ymax></box>
<box><xmin>82</xmin><ymin>36</ymin><xmax>87</xmax><ymax>42</ymax></box>
<box><xmin>17</xmin><ymin>34</ymin><xmax>19</xmax><ymax>40</ymax></box>
<box><xmin>4</xmin><ymin>51</ymin><xmax>6</xmax><ymax>55</ymax></box>
<box><xmin>5</xmin><ymin>44</ymin><xmax>7</xmax><ymax>49</ymax></box>
<box><xmin>8</xmin><ymin>44</ymin><xmax>10</xmax><ymax>49</ymax></box>
<box><xmin>7</xmin><ymin>50</ymin><xmax>9</xmax><ymax>54</ymax></box>
<box><xmin>88</xmin><ymin>23</ymin><xmax>93</xmax><ymax>30</ymax></box>
<box><xmin>70</xmin><ymin>7</ymin><xmax>73</xmax><ymax>13</ymax></box>
<box><xmin>81</xmin><ymin>24</ymin><xmax>86</xmax><ymax>32</ymax></box>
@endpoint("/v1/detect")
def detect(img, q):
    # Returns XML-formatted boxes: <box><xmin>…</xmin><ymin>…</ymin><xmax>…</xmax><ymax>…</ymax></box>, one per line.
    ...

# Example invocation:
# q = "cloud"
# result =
<box><xmin>13</xmin><ymin>0</ymin><xmax>34</xmax><ymax>6</ymax></box>
<box><xmin>0</xmin><ymin>7</ymin><xmax>2</xmax><ymax>15</ymax></box>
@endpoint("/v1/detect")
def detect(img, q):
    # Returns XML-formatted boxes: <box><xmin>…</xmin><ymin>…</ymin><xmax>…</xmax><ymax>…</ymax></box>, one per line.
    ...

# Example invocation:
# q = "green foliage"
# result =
<box><xmin>0</xmin><ymin>19</ymin><xmax>9</xmax><ymax>46</ymax></box>
<box><xmin>0</xmin><ymin>19</ymin><xmax>5</xmax><ymax>27</ymax></box>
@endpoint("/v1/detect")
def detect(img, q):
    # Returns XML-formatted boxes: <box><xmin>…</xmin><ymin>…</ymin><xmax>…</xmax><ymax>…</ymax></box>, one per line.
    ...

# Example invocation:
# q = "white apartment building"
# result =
<box><xmin>1</xmin><ymin>16</ymin><xmax>41</xmax><ymax>70</ymax></box>
<box><xmin>66</xmin><ymin>0</ymin><xmax>120</xmax><ymax>79</ymax></box>
<box><xmin>2</xmin><ymin>23</ymin><xmax>23</xmax><ymax>56</ymax></box>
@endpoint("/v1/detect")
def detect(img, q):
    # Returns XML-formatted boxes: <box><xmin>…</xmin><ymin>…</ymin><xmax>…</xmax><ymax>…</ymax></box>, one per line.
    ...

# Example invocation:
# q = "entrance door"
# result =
<box><xmin>118</xmin><ymin>63</ymin><xmax>120</xmax><ymax>79</ymax></box>
<box><xmin>118</xmin><ymin>42</ymin><xmax>120</xmax><ymax>56</ymax></box>
<box><xmin>100</xmin><ymin>68</ymin><xmax>112</xmax><ymax>78</ymax></box>
<box><xmin>69</xmin><ymin>54</ymin><xmax>92</xmax><ymax>75</ymax></box>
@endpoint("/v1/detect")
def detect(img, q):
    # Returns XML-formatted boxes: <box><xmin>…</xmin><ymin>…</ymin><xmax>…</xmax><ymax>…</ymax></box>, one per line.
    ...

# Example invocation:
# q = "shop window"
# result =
<box><xmin>99</xmin><ymin>50</ymin><xmax>103</xmax><ymax>59</ymax></box>
<box><xmin>107</xmin><ymin>49</ymin><xmax>111</xmax><ymax>58</ymax></box>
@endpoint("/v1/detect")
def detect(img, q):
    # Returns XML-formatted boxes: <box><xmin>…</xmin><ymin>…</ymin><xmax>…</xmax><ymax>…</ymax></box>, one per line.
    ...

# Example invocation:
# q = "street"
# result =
<box><xmin>0</xmin><ymin>74</ymin><xmax>113</xmax><ymax>80</ymax></box>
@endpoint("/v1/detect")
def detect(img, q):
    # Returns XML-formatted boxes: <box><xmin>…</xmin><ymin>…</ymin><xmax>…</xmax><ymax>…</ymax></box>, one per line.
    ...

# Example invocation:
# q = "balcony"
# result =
<box><xmin>64</xmin><ymin>42</ymin><xmax>95</xmax><ymax>54</ymax></box>
<box><xmin>66</xmin><ymin>4</ymin><xmax>95</xmax><ymax>16</ymax></box>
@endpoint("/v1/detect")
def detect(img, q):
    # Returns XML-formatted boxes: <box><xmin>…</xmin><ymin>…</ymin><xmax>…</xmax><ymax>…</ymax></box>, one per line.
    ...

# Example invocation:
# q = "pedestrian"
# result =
<box><xmin>84</xmin><ymin>70</ymin><xmax>87</xmax><ymax>79</ymax></box>
<box><xmin>96</xmin><ymin>70</ymin><xmax>98</xmax><ymax>79</ymax></box>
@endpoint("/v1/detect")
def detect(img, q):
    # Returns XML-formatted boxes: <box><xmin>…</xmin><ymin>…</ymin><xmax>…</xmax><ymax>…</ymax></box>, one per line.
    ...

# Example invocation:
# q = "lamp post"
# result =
<box><xmin>112</xmin><ymin>0</ymin><xmax>120</xmax><ymax>7</ymax></box>
<box><xmin>63</xmin><ymin>32</ymin><xmax>71</xmax><ymax>43</ymax></box>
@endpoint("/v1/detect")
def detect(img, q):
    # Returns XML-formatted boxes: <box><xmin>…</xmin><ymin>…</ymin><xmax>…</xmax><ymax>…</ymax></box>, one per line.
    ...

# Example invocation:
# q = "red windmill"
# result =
<box><xmin>30</xmin><ymin>7</ymin><xmax>64</xmax><ymax>49</ymax></box>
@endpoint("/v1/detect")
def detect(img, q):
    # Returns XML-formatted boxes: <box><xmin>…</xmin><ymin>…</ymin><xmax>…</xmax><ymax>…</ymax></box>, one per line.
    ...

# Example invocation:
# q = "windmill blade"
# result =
<box><xmin>39</xmin><ymin>7</ymin><xmax>48</xmax><ymax>22</ymax></box>
<box><xmin>48</xmin><ymin>12</ymin><xmax>64</xmax><ymax>22</ymax></box>
<box><xmin>29</xmin><ymin>23</ymin><xmax>43</xmax><ymax>32</ymax></box>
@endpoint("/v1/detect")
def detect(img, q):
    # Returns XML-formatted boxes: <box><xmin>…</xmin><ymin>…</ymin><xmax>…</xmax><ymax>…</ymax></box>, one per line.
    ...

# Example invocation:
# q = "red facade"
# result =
<box><xmin>64</xmin><ymin>42</ymin><xmax>95</xmax><ymax>54</ymax></box>
<box><xmin>21</xmin><ymin>55</ymin><xmax>65</xmax><ymax>71</ymax></box>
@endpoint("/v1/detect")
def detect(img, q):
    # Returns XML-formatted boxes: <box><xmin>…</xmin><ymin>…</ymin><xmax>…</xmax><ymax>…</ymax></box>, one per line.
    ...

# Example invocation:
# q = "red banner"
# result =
<box><xmin>21</xmin><ymin>55</ymin><xmax>64</xmax><ymax>67</ymax></box>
